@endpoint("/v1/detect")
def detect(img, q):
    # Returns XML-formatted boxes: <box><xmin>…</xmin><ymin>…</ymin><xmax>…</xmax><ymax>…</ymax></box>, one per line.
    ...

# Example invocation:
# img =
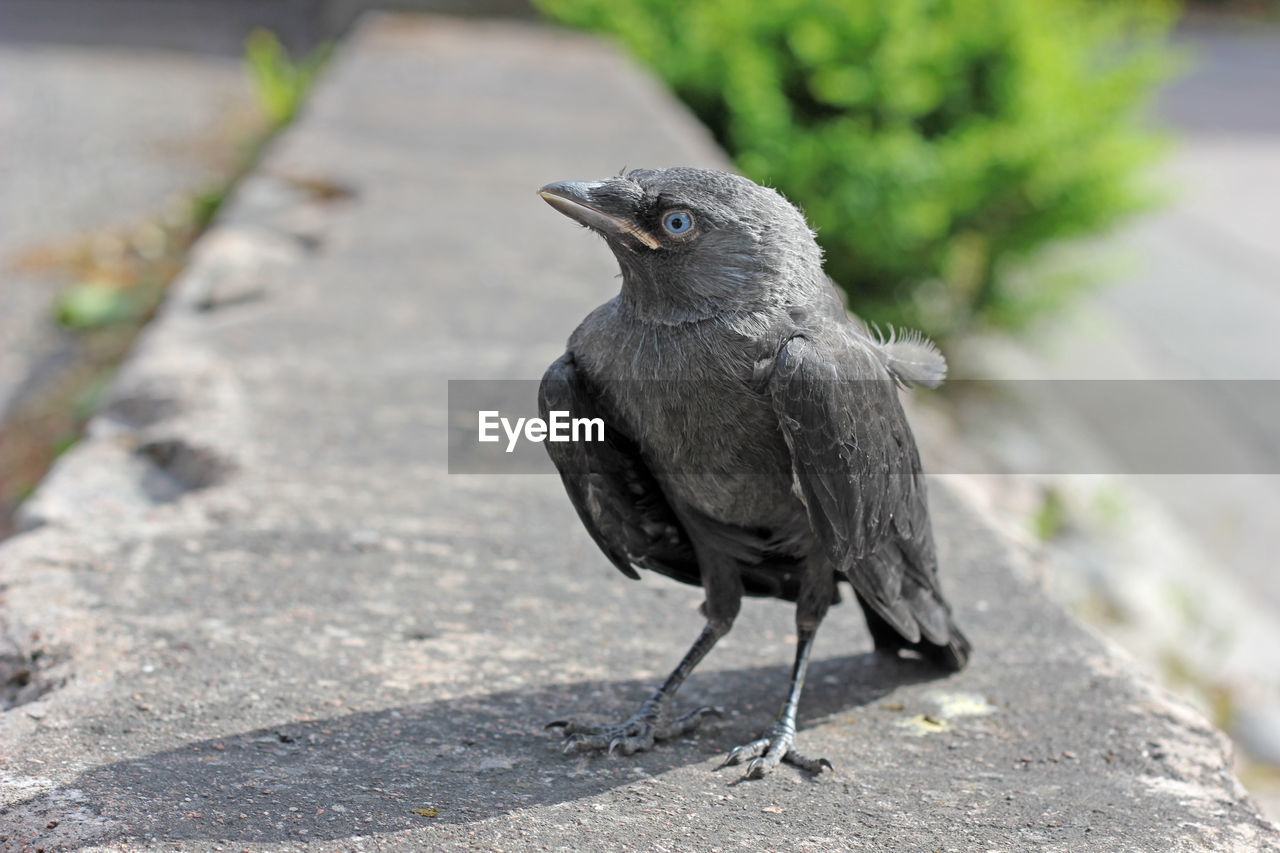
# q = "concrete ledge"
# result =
<box><xmin>2</xmin><ymin>15</ymin><xmax>1278</xmax><ymax>851</ymax></box>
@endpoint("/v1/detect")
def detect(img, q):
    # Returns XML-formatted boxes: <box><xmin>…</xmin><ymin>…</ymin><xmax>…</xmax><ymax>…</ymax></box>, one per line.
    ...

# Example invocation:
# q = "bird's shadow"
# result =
<box><xmin>2</xmin><ymin>653</ymin><xmax>940</xmax><ymax>848</ymax></box>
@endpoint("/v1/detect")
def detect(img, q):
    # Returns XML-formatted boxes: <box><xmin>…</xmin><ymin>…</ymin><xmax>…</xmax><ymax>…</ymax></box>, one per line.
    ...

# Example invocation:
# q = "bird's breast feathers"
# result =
<box><xmin>570</xmin><ymin>308</ymin><xmax>803</xmax><ymax>528</ymax></box>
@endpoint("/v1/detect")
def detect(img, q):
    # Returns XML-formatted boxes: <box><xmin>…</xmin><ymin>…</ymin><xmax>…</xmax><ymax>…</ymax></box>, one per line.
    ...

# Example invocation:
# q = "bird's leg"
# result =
<box><xmin>722</xmin><ymin>560</ymin><xmax>834</xmax><ymax>778</ymax></box>
<box><xmin>719</xmin><ymin>627</ymin><xmax>832</xmax><ymax>778</ymax></box>
<box><xmin>549</xmin><ymin>621</ymin><xmax>727</xmax><ymax>756</ymax></box>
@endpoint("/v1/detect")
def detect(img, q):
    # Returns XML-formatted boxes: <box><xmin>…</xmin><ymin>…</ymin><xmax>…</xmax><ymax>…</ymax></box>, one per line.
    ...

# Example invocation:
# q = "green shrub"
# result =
<box><xmin>534</xmin><ymin>0</ymin><xmax>1177</xmax><ymax>338</ymax></box>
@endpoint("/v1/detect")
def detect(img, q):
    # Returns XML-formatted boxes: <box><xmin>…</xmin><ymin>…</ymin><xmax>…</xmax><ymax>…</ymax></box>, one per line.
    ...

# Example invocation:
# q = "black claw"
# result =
<box><xmin>718</xmin><ymin>745</ymin><xmax>752</xmax><ymax>769</ymax></box>
<box><xmin>783</xmin><ymin>751</ymin><xmax>834</xmax><ymax>775</ymax></box>
<box><xmin>547</xmin><ymin>701</ymin><xmax>720</xmax><ymax>760</ymax></box>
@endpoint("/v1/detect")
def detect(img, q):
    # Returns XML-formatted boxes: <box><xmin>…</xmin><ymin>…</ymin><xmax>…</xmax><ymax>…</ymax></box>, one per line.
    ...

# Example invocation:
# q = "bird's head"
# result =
<box><xmin>539</xmin><ymin>168</ymin><xmax>824</xmax><ymax>322</ymax></box>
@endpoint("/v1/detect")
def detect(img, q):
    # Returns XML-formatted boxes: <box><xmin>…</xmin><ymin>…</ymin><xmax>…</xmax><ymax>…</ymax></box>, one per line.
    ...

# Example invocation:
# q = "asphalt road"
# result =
<box><xmin>0</xmin><ymin>16</ymin><xmax>254</xmax><ymax>416</ymax></box>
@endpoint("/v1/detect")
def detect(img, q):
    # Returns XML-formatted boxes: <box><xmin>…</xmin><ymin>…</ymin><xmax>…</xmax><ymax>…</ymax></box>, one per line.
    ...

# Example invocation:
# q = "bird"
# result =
<box><xmin>536</xmin><ymin>167</ymin><xmax>970</xmax><ymax>779</ymax></box>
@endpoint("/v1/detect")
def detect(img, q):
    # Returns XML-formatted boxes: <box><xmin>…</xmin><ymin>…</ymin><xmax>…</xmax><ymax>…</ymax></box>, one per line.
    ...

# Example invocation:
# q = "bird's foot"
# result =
<box><xmin>547</xmin><ymin>704</ymin><xmax>722</xmax><ymax>756</ymax></box>
<box><xmin>719</xmin><ymin>723</ymin><xmax>833</xmax><ymax>779</ymax></box>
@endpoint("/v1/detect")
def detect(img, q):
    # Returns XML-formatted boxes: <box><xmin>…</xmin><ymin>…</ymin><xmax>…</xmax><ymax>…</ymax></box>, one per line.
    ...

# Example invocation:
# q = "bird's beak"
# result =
<box><xmin>538</xmin><ymin>180</ymin><xmax>660</xmax><ymax>250</ymax></box>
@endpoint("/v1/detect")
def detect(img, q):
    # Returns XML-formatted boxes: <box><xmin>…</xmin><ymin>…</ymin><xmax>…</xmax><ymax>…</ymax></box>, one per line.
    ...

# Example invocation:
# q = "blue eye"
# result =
<box><xmin>662</xmin><ymin>210</ymin><xmax>693</xmax><ymax>235</ymax></box>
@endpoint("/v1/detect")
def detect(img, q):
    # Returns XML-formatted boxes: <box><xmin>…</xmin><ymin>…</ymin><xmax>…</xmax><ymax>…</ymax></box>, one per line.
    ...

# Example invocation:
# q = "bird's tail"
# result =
<box><xmin>923</xmin><ymin>623</ymin><xmax>971</xmax><ymax>672</ymax></box>
<box><xmin>857</xmin><ymin>591</ymin><xmax>971</xmax><ymax>672</ymax></box>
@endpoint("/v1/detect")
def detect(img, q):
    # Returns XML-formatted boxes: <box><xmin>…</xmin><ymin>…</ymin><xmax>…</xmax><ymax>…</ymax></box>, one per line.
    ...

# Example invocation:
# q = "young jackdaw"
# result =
<box><xmin>537</xmin><ymin>167</ymin><xmax>970</xmax><ymax>778</ymax></box>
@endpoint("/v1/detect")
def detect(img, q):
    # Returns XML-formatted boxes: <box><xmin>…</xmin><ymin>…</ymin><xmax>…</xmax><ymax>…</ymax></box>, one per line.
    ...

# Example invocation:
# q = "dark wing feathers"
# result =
<box><xmin>769</xmin><ymin>334</ymin><xmax>952</xmax><ymax>646</ymax></box>
<box><xmin>538</xmin><ymin>353</ymin><xmax>699</xmax><ymax>585</ymax></box>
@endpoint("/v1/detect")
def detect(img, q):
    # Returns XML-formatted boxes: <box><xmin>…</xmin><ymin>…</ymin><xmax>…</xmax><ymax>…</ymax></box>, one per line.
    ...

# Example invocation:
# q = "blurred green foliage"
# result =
<box><xmin>1032</xmin><ymin>485</ymin><xmax>1068</xmax><ymax>541</ymax></box>
<box><xmin>534</xmin><ymin>0</ymin><xmax>1177</xmax><ymax>337</ymax></box>
<box><xmin>55</xmin><ymin>281</ymin><xmax>138</xmax><ymax>329</ymax></box>
<box><xmin>244</xmin><ymin>29</ymin><xmax>332</xmax><ymax>129</ymax></box>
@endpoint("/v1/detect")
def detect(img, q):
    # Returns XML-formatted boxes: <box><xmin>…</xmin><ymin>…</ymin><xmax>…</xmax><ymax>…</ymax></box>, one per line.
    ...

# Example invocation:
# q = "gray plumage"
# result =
<box><xmin>537</xmin><ymin>167</ymin><xmax>969</xmax><ymax>778</ymax></box>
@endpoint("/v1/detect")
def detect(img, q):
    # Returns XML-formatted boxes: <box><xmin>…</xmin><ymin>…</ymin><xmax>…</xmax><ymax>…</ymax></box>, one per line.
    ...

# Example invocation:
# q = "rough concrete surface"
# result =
<box><xmin>2</xmin><ymin>15</ymin><xmax>1278</xmax><ymax>852</ymax></box>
